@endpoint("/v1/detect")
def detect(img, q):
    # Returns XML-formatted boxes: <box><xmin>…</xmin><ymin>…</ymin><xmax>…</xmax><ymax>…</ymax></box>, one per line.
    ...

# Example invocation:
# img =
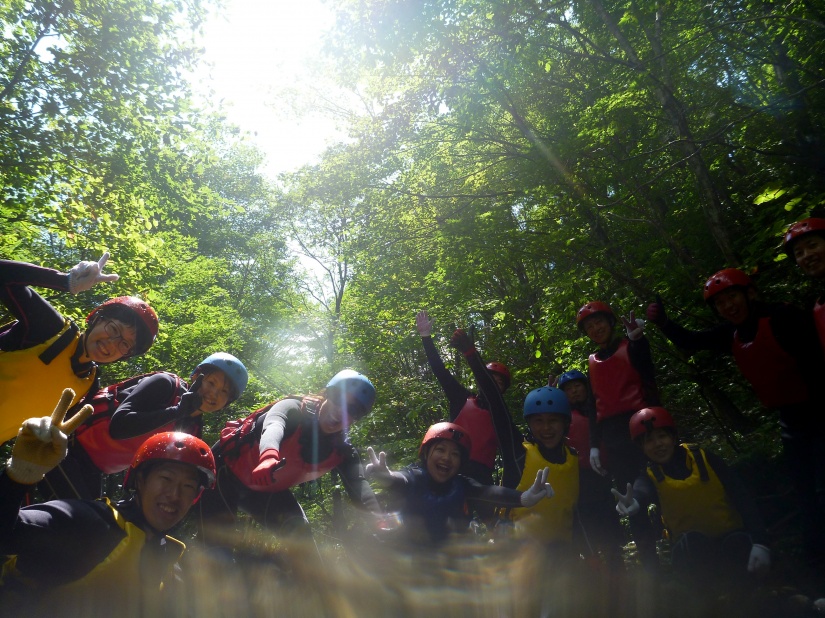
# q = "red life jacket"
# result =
<box><xmin>454</xmin><ymin>396</ymin><xmax>498</xmax><ymax>470</ymax></box>
<box><xmin>588</xmin><ymin>339</ymin><xmax>647</xmax><ymax>421</ymax></box>
<box><xmin>566</xmin><ymin>409</ymin><xmax>591</xmax><ymax>469</ymax></box>
<box><xmin>217</xmin><ymin>396</ymin><xmax>344</xmax><ymax>492</ymax></box>
<box><xmin>732</xmin><ymin>316</ymin><xmax>809</xmax><ymax>407</ymax></box>
<box><xmin>74</xmin><ymin>372</ymin><xmax>185</xmax><ymax>474</ymax></box>
<box><xmin>814</xmin><ymin>298</ymin><xmax>825</xmax><ymax>353</ymax></box>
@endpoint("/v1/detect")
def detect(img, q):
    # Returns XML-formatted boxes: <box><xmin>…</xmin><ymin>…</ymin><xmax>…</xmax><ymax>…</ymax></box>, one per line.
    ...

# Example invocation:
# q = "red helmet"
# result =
<box><xmin>702</xmin><ymin>269</ymin><xmax>752</xmax><ymax>301</ymax></box>
<box><xmin>784</xmin><ymin>218</ymin><xmax>825</xmax><ymax>256</ymax></box>
<box><xmin>124</xmin><ymin>432</ymin><xmax>216</xmax><ymax>494</ymax></box>
<box><xmin>419</xmin><ymin>422</ymin><xmax>472</xmax><ymax>461</ymax></box>
<box><xmin>87</xmin><ymin>296</ymin><xmax>159</xmax><ymax>356</ymax></box>
<box><xmin>576</xmin><ymin>301</ymin><xmax>614</xmax><ymax>330</ymax></box>
<box><xmin>629</xmin><ymin>407</ymin><xmax>676</xmax><ymax>440</ymax></box>
<box><xmin>486</xmin><ymin>362</ymin><xmax>511</xmax><ymax>390</ymax></box>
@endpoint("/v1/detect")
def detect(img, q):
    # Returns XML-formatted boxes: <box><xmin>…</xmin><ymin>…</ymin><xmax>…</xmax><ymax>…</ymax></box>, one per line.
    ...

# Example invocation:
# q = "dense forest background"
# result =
<box><xmin>2</xmin><ymin>0</ymin><xmax>824</xmax><ymax>541</ymax></box>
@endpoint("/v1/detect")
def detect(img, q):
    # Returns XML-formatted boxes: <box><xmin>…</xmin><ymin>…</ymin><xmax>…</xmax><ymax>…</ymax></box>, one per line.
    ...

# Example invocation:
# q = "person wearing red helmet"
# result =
<box><xmin>0</xmin><ymin>256</ymin><xmax>158</xmax><ymax>443</ymax></box>
<box><xmin>41</xmin><ymin>353</ymin><xmax>247</xmax><ymax>500</ymax></box>
<box><xmin>785</xmin><ymin>218</ymin><xmax>825</xmax><ymax>344</ymax></box>
<box><xmin>614</xmin><ymin>407</ymin><xmax>770</xmax><ymax>594</ymax></box>
<box><xmin>0</xmin><ymin>389</ymin><xmax>213</xmax><ymax>611</ymax></box>
<box><xmin>647</xmin><ymin>269</ymin><xmax>825</xmax><ymax>564</ymax></box>
<box><xmin>576</xmin><ymin>300</ymin><xmax>660</xmax><ymax>492</ymax></box>
<box><xmin>416</xmin><ymin>310</ymin><xmax>518</xmax><ymax>493</ymax></box>
<box><xmin>365</xmin><ymin>422</ymin><xmax>552</xmax><ymax>546</ymax></box>
<box><xmin>199</xmin><ymin>369</ymin><xmax>383</xmax><ymax>556</ymax></box>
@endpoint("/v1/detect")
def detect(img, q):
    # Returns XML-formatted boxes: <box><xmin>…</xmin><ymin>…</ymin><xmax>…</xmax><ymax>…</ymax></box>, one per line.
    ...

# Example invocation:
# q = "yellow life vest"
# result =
<box><xmin>3</xmin><ymin>499</ymin><xmax>185</xmax><ymax>616</ymax></box>
<box><xmin>0</xmin><ymin>319</ymin><xmax>96</xmax><ymax>442</ymax></box>
<box><xmin>647</xmin><ymin>445</ymin><xmax>743</xmax><ymax>540</ymax></box>
<box><xmin>510</xmin><ymin>442</ymin><xmax>579</xmax><ymax>543</ymax></box>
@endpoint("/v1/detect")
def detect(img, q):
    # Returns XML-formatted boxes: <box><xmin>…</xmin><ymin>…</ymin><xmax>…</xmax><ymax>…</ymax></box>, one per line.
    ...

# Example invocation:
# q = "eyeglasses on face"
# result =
<box><xmin>102</xmin><ymin>320</ymin><xmax>135</xmax><ymax>356</ymax></box>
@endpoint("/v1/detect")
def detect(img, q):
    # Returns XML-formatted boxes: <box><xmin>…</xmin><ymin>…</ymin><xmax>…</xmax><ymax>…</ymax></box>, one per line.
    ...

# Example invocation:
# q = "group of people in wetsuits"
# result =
<box><xmin>1</xmin><ymin>216</ymin><xmax>824</xmax><ymax>609</ymax></box>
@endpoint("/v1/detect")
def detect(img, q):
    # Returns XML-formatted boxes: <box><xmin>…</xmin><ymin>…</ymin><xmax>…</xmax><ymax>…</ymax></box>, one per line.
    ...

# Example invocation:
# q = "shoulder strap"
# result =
<box><xmin>77</xmin><ymin>372</ymin><xmax>175</xmax><ymax>431</ymax></box>
<box><xmin>685</xmin><ymin>444</ymin><xmax>710</xmax><ymax>482</ymax></box>
<box><xmin>213</xmin><ymin>398</ymin><xmax>290</xmax><ymax>458</ymax></box>
<box><xmin>648</xmin><ymin>462</ymin><xmax>666</xmax><ymax>483</ymax></box>
<box><xmin>39</xmin><ymin>320</ymin><xmax>79</xmax><ymax>365</ymax></box>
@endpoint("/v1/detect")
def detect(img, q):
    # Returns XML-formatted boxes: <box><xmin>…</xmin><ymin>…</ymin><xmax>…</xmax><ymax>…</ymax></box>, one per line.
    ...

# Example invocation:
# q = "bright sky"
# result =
<box><xmin>194</xmin><ymin>0</ymin><xmax>346</xmax><ymax>176</ymax></box>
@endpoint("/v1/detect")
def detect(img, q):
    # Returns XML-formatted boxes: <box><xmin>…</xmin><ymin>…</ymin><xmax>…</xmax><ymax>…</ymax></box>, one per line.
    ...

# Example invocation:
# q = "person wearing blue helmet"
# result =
<box><xmin>556</xmin><ymin>370</ymin><xmax>625</xmax><ymax>568</ymax></box>
<box><xmin>199</xmin><ymin>369</ymin><xmax>383</xmax><ymax>559</ymax></box>
<box><xmin>41</xmin><ymin>352</ymin><xmax>246</xmax><ymax>500</ymax></box>
<box><xmin>503</xmin><ymin>386</ymin><xmax>580</xmax><ymax>547</ymax></box>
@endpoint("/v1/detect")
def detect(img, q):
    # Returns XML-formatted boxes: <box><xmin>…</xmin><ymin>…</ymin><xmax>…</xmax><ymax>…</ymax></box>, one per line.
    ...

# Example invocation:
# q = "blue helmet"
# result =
<box><xmin>523</xmin><ymin>387</ymin><xmax>571</xmax><ymax>419</ymax></box>
<box><xmin>557</xmin><ymin>370</ymin><xmax>588</xmax><ymax>389</ymax></box>
<box><xmin>194</xmin><ymin>353</ymin><xmax>248</xmax><ymax>401</ymax></box>
<box><xmin>325</xmin><ymin>369</ymin><xmax>376</xmax><ymax>418</ymax></box>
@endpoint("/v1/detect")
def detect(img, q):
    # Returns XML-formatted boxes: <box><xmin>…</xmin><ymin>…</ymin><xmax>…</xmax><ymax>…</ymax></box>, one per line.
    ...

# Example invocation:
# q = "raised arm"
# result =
<box><xmin>417</xmin><ymin>311</ymin><xmax>473</xmax><ymax>417</ymax></box>
<box><xmin>108</xmin><ymin>373</ymin><xmax>190</xmax><ymax>439</ymax></box>
<box><xmin>449</xmin><ymin>328</ymin><xmax>525</xmax><ymax>488</ymax></box>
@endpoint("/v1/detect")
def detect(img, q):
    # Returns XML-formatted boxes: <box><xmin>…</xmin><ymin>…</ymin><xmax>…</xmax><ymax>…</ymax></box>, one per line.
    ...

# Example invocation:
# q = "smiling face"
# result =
<box><xmin>793</xmin><ymin>234</ymin><xmax>825</xmax><ymax>280</ymax></box>
<box><xmin>425</xmin><ymin>440</ymin><xmax>462</xmax><ymax>484</ymax></box>
<box><xmin>136</xmin><ymin>462</ymin><xmax>201</xmax><ymax>534</ymax></box>
<box><xmin>527</xmin><ymin>413</ymin><xmax>568</xmax><ymax>450</ymax></box>
<box><xmin>641</xmin><ymin>428</ymin><xmax>676</xmax><ymax>465</ymax></box>
<box><xmin>711</xmin><ymin>287</ymin><xmax>752</xmax><ymax>325</ymax></box>
<box><xmin>194</xmin><ymin>369</ymin><xmax>233</xmax><ymax>415</ymax></box>
<box><xmin>581</xmin><ymin>314</ymin><xmax>614</xmax><ymax>348</ymax></box>
<box><xmin>80</xmin><ymin>318</ymin><xmax>137</xmax><ymax>364</ymax></box>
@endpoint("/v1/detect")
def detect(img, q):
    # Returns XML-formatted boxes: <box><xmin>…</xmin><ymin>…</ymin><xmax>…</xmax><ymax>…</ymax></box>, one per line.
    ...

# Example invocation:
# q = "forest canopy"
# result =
<box><xmin>2</xmin><ymin>0</ymin><xmax>824</xmax><ymax>531</ymax></box>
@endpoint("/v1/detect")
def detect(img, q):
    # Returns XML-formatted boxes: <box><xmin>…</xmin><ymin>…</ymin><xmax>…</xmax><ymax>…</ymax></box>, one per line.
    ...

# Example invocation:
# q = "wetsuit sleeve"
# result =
<box><xmin>108</xmin><ymin>373</ymin><xmax>185</xmax><ymax>439</ymax></box>
<box><xmin>421</xmin><ymin>335</ymin><xmax>473</xmax><ymax>418</ymax></box>
<box><xmin>631</xmin><ymin>470</ymin><xmax>657</xmax><ymax>512</ymax></box>
<box><xmin>464</xmin><ymin>349</ymin><xmax>525</xmax><ymax>488</ymax></box>
<box><xmin>627</xmin><ymin>336</ymin><xmax>661</xmax><ymax>407</ymax></box>
<box><xmin>258</xmin><ymin>398</ymin><xmax>300</xmax><ymax>453</ymax></box>
<box><xmin>0</xmin><ymin>470</ymin><xmax>123</xmax><ymax>586</ymax></box>
<box><xmin>464</xmin><ymin>477</ymin><xmax>524</xmax><ymax>508</ymax></box>
<box><xmin>704</xmin><ymin>451</ymin><xmax>769</xmax><ymax>546</ymax></box>
<box><xmin>582</xmin><ymin>398</ymin><xmax>602</xmax><ymax>448</ymax></box>
<box><xmin>336</xmin><ymin>445</ymin><xmax>382</xmax><ymax>513</ymax></box>
<box><xmin>0</xmin><ymin>259</ymin><xmax>69</xmax><ymax>349</ymax></box>
<box><xmin>658</xmin><ymin>318</ymin><xmax>734</xmax><ymax>354</ymax></box>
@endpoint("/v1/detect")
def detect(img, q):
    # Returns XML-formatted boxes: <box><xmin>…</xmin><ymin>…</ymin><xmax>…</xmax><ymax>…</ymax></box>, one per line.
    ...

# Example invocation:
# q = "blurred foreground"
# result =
<box><xmin>8</xmin><ymin>527</ymin><xmax>824</xmax><ymax>618</ymax></box>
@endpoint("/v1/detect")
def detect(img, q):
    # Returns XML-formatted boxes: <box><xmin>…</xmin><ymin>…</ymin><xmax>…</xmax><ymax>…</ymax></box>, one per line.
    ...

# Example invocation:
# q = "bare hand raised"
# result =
<box><xmin>416</xmin><ymin>310</ymin><xmax>434</xmax><ymax>337</ymax></box>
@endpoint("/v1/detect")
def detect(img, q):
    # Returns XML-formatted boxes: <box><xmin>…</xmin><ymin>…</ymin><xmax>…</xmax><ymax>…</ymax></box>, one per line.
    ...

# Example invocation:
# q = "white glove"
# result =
<box><xmin>621</xmin><ymin>311</ymin><xmax>645</xmax><ymax>341</ymax></box>
<box><xmin>416</xmin><ymin>310</ymin><xmax>434</xmax><ymax>337</ymax></box>
<box><xmin>747</xmin><ymin>544</ymin><xmax>770</xmax><ymax>576</ymax></box>
<box><xmin>68</xmin><ymin>252</ymin><xmax>119</xmax><ymax>294</ymax></box>
<box><xmin>6</xmin><ymin>389</ymin><xmax>94</xmax><ymax>484</ymax></box>
<box><xmin>365</xmin><ymin>447</ymin><xmax>395</xmax><ymax>483</ymax></box>
<box><xmin>520</xmin><ymin>467</ymin><xmax>554</xmax><ymax>507</ymax></box>
<box><xmin>590</xmin><ymin>447</ymin><xmax>607</xmax><ymax>476</ymax></box>
<box><xmin>611</xmin><ymin>483</ymin><xmax>640</xmax><ymax>516</ymax></box>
